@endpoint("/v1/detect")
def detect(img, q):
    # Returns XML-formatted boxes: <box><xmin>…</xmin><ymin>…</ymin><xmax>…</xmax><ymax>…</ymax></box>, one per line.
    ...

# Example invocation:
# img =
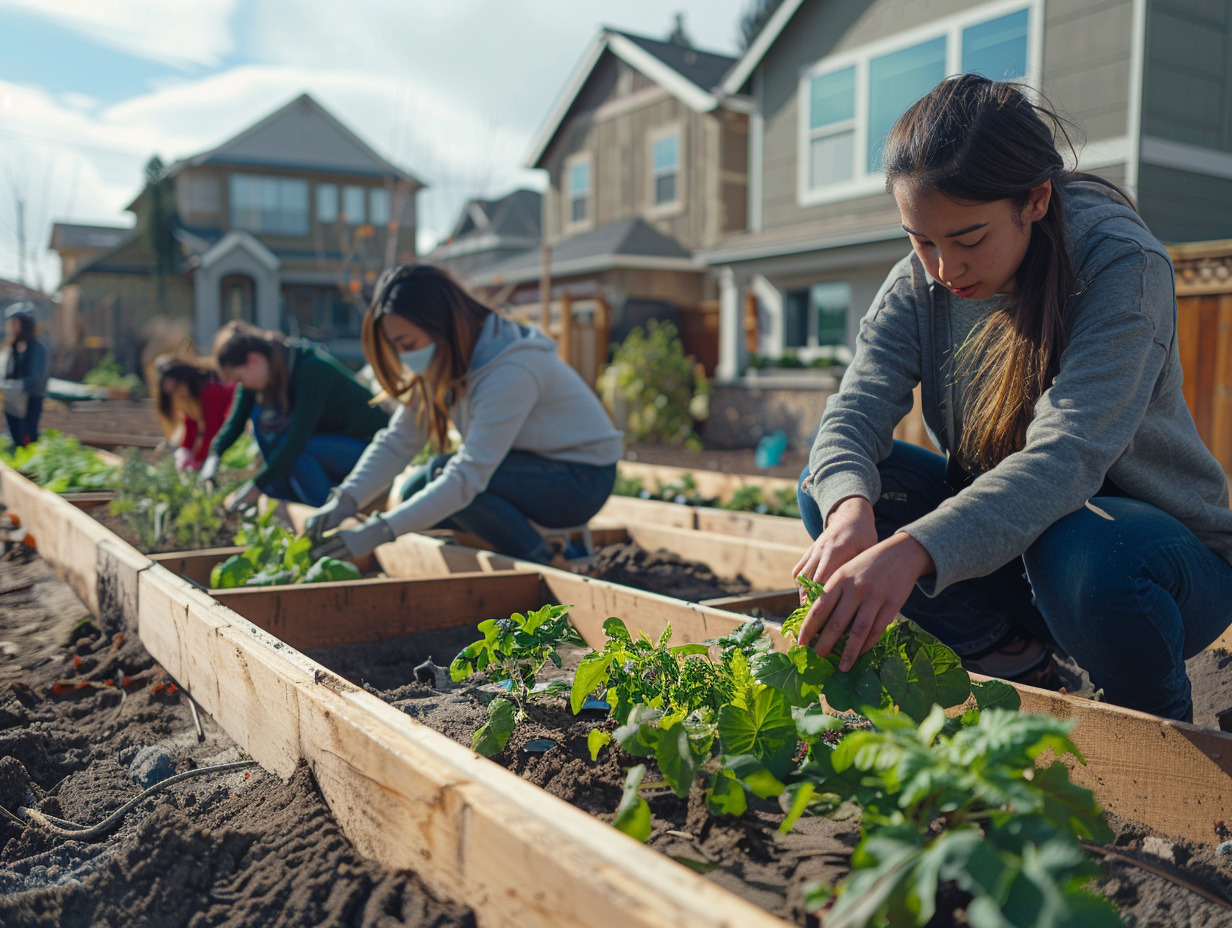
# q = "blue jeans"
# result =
<box><xmin>5</xmin><ymin>394</ymin><xmax>43</xmax><ymax>447</ymax></box>
<box><xmin>399</xmin><ymin>450</ymin><xmax>617</xmax><ymax>563</ymax></box>
<box><xmin>253</xmin><ymin>426</ymin><xmax>369</xmax><ymax>507</ymax></box>
<box><xmin>798</xmin><ymin>440</ymin><xmax>1232</xmax><ymax>720</ymax></box>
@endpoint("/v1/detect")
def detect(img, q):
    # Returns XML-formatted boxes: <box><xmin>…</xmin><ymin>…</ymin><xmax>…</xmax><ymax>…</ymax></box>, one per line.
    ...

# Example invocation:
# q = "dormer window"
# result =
<box><xmin>652</xmin><ymin>132</ymin><xmax>679</xmax><ymax>206</ymax></box>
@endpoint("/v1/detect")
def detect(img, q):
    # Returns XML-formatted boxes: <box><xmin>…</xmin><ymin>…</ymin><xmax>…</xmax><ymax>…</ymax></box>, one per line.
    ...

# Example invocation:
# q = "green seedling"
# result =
<box><xmin>209</xmin><ymin>507</ymin><xmax>361</xmax><ymax>589</ymax></box>
<box><xmin>1</xmin><ymin>430</ymin><xmax>118</xmax><ymax>493</ymax></box>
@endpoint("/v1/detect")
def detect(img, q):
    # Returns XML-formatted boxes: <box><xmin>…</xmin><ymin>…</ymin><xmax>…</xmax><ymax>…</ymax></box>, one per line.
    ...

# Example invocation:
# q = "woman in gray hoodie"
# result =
<box><xmin>795</xmin><ymin>75</ymin><xmax>1232</xmax><ymax>721</ymax></box>
<box><xmin>305</xmin><ymin>264</ymin><xmax>622</xmax><ymax>564</ymax></box>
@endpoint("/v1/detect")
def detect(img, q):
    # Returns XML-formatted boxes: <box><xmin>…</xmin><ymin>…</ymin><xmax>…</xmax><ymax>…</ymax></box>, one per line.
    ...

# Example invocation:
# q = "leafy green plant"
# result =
<box><xmin>83</xmin><ymin>354</ymin><xmax>145</xmax><ymax>397</ymax></box>
<box><xmin>449</xmin><ymin>604</ymin><xmax>585</xmax><ymax>755</ymax></box>
<box><xmin>600</xmin><ymin>321</ymin><xmax>709</xmax><ymax>449</ymax></box>
<box><xmin>109</xmin><ymin>451</ymin><xmax>239</xmax><ymax>552</ymax></box>
<box><xmin>220</xmin><ymin>432</ymin><xmax>259</xmax><ymax>470</ymax></box>
<box><xmin>0</xmin><ymin>430</ymin><xmax>118</xmax><ymax>492</ymax></box>
<box><xmin>209</xmin><ymin>507</ymin><xmax>361</xmax><ymax>589</ymax></box>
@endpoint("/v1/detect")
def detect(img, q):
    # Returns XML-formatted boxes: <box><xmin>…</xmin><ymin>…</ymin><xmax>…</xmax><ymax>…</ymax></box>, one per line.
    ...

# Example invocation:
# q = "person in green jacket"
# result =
<box><xmin>199</xmin><ymin>321</ymin><xmax>389</xmax><ymax>508</ymax></box>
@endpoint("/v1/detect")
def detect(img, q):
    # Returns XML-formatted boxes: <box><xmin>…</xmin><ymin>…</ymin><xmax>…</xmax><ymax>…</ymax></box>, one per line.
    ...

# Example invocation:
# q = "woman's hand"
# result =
<box><xmin>794</xmin><ymin>496</ymin><xmax>880</xmax><ymax>594</ymax></box>
<box><xmin>797</xmin><ymin>532</ymin><xmax>934</xmax><ymax>672</ymax></box>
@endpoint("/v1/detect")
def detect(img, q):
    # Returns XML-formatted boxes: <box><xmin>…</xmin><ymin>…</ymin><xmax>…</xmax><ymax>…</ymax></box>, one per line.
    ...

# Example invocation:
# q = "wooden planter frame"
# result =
<box><xmin>6</xmin><ymin>461</ymin><xmax>1232</xmax><ymax>928</ymax></box>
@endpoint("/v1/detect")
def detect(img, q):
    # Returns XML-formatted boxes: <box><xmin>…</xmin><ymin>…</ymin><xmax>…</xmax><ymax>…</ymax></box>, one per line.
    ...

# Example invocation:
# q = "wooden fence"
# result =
<box><xmin>1172</xmin><ymin>240</ymin><xmax>1232</xmax><ymax>480</ymax></box>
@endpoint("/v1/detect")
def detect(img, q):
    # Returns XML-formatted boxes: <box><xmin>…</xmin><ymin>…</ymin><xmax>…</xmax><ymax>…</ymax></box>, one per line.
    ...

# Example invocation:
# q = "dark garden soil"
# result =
<box><xmin>583</xmin><ymin>540</ymin><xmax>752</xmax><ymax>602</ymax></box>
<box><xmin>0</xmin><ymin>548</ymin><xmax>474</xmax><ymax>928</ymax></box>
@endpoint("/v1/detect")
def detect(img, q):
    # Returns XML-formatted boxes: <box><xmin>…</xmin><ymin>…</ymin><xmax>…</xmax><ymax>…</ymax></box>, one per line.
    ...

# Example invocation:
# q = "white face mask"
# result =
<box><xmin>400</xmin><ymin>343</ymin><xmax>436</xmax><ymax>375</ymax></box>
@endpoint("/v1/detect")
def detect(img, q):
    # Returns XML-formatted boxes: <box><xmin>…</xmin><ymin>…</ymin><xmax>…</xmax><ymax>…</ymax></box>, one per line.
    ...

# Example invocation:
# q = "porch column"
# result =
<box><xmin>716</xmin><ymin>266</ymin><xmax>742</xmax><ymax>383</ymax></box>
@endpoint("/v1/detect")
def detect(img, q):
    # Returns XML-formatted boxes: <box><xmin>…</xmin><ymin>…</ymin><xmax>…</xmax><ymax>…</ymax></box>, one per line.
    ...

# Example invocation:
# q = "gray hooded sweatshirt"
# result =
<box><xmin>339</xmin><ymin>313</ymin><xmax>623</xmax><ymax>537</ymax></box>
<box><xmin>808</xmin><ymin>179</ymin><xmax>1232</xmax><ymax>595</ymax></box>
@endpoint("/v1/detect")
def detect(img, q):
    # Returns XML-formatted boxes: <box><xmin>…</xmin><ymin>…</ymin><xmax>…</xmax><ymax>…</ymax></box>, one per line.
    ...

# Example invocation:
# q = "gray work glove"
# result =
<box><xmin>310</xmin><ymin>512</ymin><xmax>395</xmax><ymax>561</ymax></box>
<box><xmin>199</xmin><ymin>454</ymin><xmax>220</xmax><ymax>484</ymax></box>
<box><xmin>304</xmin><ymin>487</ymin><xmax>359</xmax><ymax>544</ymax></box>
<box><xmin>227</xmin><ymin>480</ymin><xmax>262</xmax><ymax>513</ymax></box>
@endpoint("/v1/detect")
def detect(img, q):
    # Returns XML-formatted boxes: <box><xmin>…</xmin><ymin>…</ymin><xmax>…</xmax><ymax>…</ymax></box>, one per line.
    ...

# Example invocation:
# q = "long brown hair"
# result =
<box><xmin>883</xmin><ymin>74</ymin><xmax>1078</xmax><ymax>471</ymax></box>
<box><xmin>150</xmin><ymin>353</ymin><xmax>221</xmax><ymax>439</ymax></box>
<box><xmin>361</xmin><ymin>264</ymin><xmax>491</xmax><ymax>451</ymax></box>
<box><xmin>212</xmin><ymin>321</ymin><xmax>292</xmax><ymax>413</ymax></box>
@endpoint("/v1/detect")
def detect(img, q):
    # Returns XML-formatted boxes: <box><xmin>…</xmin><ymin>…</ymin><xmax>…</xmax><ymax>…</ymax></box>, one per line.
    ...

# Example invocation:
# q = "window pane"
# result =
<box><xmin>278</xmin><ymin>179</ymin><xmax>308</xmax><ymax>235</ymax></box>
<box><xmin>811</xmin><ymin>281</ymin><xmax>851</xmax><ymax>345</ymax></box>
<box><xmin>653</xmin><ymin>134</ymin><xmax>678</xmax><ymax>172</ymax></box>
<box><xmin>571</xmin><ymin>194</ymin><xmax>586</xmax><ymax>223</ymax></box>
<box><xmin>569</xmin><ymin>162</ymin><xmax>589</xmax><ymax>196</ymax></box>
<box><xmin>655</xmin><ymin>173</ymin><xmax>677</xmax><ymax>204</ymax></box>
<box><xmin>784</xmin><ymin>290</ymin><xmax>809</xmax><ymax>348</ymax></box>
<box><xmin>810</xmin><ymin>130</ymin><xmax>854</xmax><ymax>188</ymax></box>
<box><xmin>343</xmin><ymin>186</ymin><xmax>366</xmax><ymax>224</ymax></box>
<box><xmin>962</xmin><ymin>9</ymin><xmax>1028</xmax><ymax>80</ymax></box>
<box><xmin>867</xmin><ymin>37</ymin><xmax>946</xmax><ymax>172</ymax></box>
<box><xmin>370</xmin><ymin>188</ymin><xmax>391</xmax><ymax>226</ymax></box>
<box><xmin>809</xmin><ymin>66</ymin><xmax>855</xmax><ymax>130</ymax></box>
<box><xmin>317</xmin><ymin>183</ymin><xmax>337</xmax><ymax>223</ymax></box>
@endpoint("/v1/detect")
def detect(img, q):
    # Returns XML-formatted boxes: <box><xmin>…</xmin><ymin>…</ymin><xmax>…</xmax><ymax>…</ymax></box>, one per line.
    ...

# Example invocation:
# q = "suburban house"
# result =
<box><xmin>428</xmin><ymin>189</ymin><xmax>542</xmax><ymax>282</ymax></box>
<box><xmin>705</xmin><ymin>0</ymin><xmax>1232</xmax><ymax>386</ymax></box>
<box><xmin>50</xmin><ymin>93</ymin><xmax>425</xmax><ymax>370</ymax></box>
<box><xmin>469</xmin><ymin>18</ymin><xmax>749</xmax><ymax>376</ymax></box>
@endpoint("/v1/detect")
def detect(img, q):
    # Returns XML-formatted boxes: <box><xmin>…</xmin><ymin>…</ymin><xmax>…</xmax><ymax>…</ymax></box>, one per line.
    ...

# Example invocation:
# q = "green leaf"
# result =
<box><xmin>654</xmin><ymin>721</ymin><xmax>699</xmax><ymax>798</ymax></box>
<box><xmin>613</xmin><ymin>764</ymin><xmax>653</xmax><ymax>842</ymax></box>
<box><xmin>717</xmin><ymin>685</ymin><xmax>798</xmax><ymax>779</ymax></box>
<box><xmin>1033</xmin><ymin>763</ymin><xmax>1115</xmax><ymax>843</ymax></box>
<box><xmin>723</xmin><ymin>754</ymin><xmax>786</xmax><ymax>799</ymax></box>
<box><xmin>707</xmin><ymin>768</ymin><xmax>748</xmax><ymax>816</ymax></box>
<box><xmin>792</xmin><ymin>704</ymin><xmax>846</xmax><ymax>741</ymax></box>
<box><xmin>570</xmin><ymin>652</ymin><xmax>614</xmax><ymax>714</ymax></box>
<box><xmin>587</xmin><ymin>729</ymin><xmax>612</xmax><ymax>761</ymax></box>
<box><xmin>472</xmin><ymin>697</ymin><xmax>516</xmax><ymax>756</ymax></box>
<box><xmin>778</xmin><ymin>781</ymin><xmax>816</xmax><ymax>834</ymax></box>
<box><xmin>971</xmin><ymin>679</ymin><xmax>1021</xmax><ymax>712</ymax></box>
<box><xmin>602</xmin><ymin>616</ymin><xmax>632</xmax><ymax>642</ymax></box>
<box><xmin>820</xmin><ymin>664</ymin><xmax>884</xmax><ymax>714</ymax></box>
<box><xmin>283</xmin><ymin>534</ymin><xmax>314</xmax><ymax>571</ymax></box>
<box><xmin>210</xmin><ymin>554</ymin><xmax>254</xmax><ymax>589</ymax></box>
<box><xmin>302</xmin><ymin>557</ymin><xmax>362</xmax><ymax>584</ymax></box>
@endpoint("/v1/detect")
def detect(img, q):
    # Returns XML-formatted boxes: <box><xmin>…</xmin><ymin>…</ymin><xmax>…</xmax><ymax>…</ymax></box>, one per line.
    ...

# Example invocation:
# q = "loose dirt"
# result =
<box><xmin>0</xmin><ymin>548</ymin><xmax>474</xmax><ymax>928</ymax></box>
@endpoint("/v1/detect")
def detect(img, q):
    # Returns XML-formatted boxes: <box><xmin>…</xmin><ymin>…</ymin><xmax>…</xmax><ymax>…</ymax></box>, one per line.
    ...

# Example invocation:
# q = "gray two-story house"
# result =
<box><xmin>53</xmin><ymin>93</ymin><xmax>424</xmax><ymax>367</ymax></box>
<box><xmin>706</xmin><ymin>0</ymin><xmax>1232</xmax><ymax>381</ymax></box>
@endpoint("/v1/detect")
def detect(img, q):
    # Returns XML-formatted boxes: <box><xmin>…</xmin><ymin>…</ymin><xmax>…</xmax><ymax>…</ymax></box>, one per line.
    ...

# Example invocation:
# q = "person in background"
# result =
<box><xmin>0</xmin><ymin>305</ymin><xmax>50</xmax><ymax>447</ymax></box>
<box><xmin>305</xmin><ymin>264</ymin><xmax>622</xmax><ymax>564</ymax></box>
<box><xmin>150</xmin><ymin>354</ymin><xmax>236</xmax><ymax>471</ymax></box>
<box><xmin>201</xmin><ymin>322</ymin><xmax>389</xmax><ymax>508</ymax></box>
<box><xmin>794</xmin><ymin>74</ymin><xmax>1232</xmax><ymax>722</ymax></box>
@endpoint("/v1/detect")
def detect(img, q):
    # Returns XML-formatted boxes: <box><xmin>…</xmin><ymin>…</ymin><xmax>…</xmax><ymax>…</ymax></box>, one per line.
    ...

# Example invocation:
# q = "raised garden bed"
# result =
<box><xmin>10</xmin><ymin>460</ymin><xmax>1232</xmax><ymax>927</ymax></box>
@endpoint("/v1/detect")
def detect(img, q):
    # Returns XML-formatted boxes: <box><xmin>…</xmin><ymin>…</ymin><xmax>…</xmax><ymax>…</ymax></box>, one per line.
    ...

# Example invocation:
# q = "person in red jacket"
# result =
<box><xmin>151</xmin><ymin>355</ymin><xmax>236</xmax><ymax>470</ymax></box>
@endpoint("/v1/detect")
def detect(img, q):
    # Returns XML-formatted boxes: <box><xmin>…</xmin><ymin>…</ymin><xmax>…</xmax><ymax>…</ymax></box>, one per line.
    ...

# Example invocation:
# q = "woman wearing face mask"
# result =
<box><xmin>305</xmin><ymin>264</ymin><xmax>622</xmax><ymax>564</ymax></box>
<box><xmin>202</xmin><ymin>321</ymin><xmax>389</xmax><ymax>507</ymax></box>
<box><xmin>794</xmin><ymin>74</ymin><xmax>1232</xmax><ymax>722</ymax></box>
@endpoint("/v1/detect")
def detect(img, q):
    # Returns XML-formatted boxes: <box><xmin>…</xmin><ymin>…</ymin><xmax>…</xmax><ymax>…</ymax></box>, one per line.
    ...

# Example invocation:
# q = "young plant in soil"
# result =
<box><xmin>209</xmin><ymin>507</ymin><xmax>361</xmax><ymax>589</ymax></box>
<box><xmin>109</xmin><ymin>450</ymin><xmax>239</xmax><ymax>552</ymax></box>
<box><xmin>449</xmin><ymin>603</ymin><xmax>585</xmax><ymax>755</ymax></box>
<box><xmin>0</xmin><ymin>429</ymin><xmax>117</xmax><ymax>492</ymax></box>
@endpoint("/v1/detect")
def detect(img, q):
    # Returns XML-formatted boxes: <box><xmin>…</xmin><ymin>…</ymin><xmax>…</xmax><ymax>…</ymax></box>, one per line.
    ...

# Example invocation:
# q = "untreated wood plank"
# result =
<box><xmin>617</xmin><ymin>460</ymin><xmax>796</xmax><ymax>504</ymax></box>
<box><xmin>699</xmin><ymin>588</ymin><xmax>801</xmax><ymax>618</ymax></box>
<box><xmin>212</xmin><ymin>572</ymin><xmax>545</xmax><ymax>649</ymax></box>
<box><xmin>151</xmin><ymin>547</ymin><xmax>244</xmax><ymax>587</ymax></box>
<box><xmin>137</xmin><ymin>564</ymin><xmax>789</xmax><ymax>928</ymax></box>
<box><xmin>693</xmin><ymin>508</ymin><xmax>810</xmax><ymax>547</ymax></box>
<box><xmin>623</xmin><ymin>522</ymin><xmax>800</xmax><ymax>591</ymax></box>
<box><xmin>595</xmin><ymin>494</ymin><xmax>697</xmax><ymax>529</ymax></box>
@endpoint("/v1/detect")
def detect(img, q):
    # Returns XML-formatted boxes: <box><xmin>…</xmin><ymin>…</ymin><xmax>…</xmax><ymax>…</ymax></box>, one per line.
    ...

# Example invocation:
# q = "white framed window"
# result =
<box><xmin>342</xmin><ymin>185</ymin><xmax>366</xmax><ymax>225</ymax></box>
<box><xmin>229</xmin><ymin>174</ymin><xmax>309</xmax><ymax>236</ymax></box>
<box><xmin>316</xmin><ymin>183</ymin><xmax>337</xmax><ymax>224</ymax></box>
<box><xmin>564</xmin><ymin>152</ymin><xmax>592</xmax><ymax>231</ymax></box>
<box><xmin>798</xmin><ymin>1</ymin><xmax>1036</xmax><ymax>206</ymax></box>
<box><xmin>649</xmin><ymin>128</ymin><xmax>681</xmax><ymax>209</ymax></box>
<box><xmin>370</xmin><ymin>188</ymin><xmax>391</xmax><ymax>226</ymax></box>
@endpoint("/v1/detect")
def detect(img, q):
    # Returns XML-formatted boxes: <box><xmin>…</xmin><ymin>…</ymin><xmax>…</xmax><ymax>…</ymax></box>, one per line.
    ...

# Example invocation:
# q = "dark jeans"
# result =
<box><xmin>5</xmin><ymin>394</ymin><xmax>43</xmax><ymax>447</ymax></box>
<box><xmin>798</xmin><ymin>440</ymin><xmax>1232</xmax><ymax>720</ymax></box>
<box><xmin>399</xmin><ymin>450</ymin><xmax>617</xmax><ymax>563</ymax></box>
<box><xmin>253</xmin><ymin>428</ymin><xmax>369</xmax><ymax>507</ymax></box>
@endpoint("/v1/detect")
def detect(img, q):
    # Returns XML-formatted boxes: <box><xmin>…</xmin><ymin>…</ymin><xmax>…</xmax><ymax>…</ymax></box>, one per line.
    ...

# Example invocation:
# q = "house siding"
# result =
<box><xmin>1137</xmin><ymin>163</ymin><xmax>1232</xmax><ymax>243</ymax></box>
<box><xmin>1142</xmin><ymin>0</ymin><xmax>1231</xmax><ymax>150</ymax></box>
<box><xmin>540</xmin><ymin>49</ymin><xmax>746</xmax><ymax>253</ymax></box>
<box><xmin>756</xmin><ymin>0</ymin><xmax>1135</xmax><ymax>235</ymax></box>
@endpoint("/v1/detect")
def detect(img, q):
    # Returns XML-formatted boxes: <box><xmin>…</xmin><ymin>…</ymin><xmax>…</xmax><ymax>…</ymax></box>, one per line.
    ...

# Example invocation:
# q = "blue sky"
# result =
<box><xmin>0</xmin><ymin>0</ymin><xmax>750</xmax><ymax>290</ymax></box>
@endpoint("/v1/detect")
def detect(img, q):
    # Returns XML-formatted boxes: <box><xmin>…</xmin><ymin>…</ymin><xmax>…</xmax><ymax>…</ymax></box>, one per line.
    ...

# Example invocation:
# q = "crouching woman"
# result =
<box><xmin>305</xmin><ymin>264</ymin><xmax>622</xmax><ymax>564</ymax></box>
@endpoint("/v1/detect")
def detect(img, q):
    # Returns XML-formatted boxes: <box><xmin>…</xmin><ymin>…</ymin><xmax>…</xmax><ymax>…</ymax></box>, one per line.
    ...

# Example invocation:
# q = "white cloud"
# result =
<box><xmin>0</xmin><ymin>0</ymin><xmax>238</xmax><ymax>68</ymax></box>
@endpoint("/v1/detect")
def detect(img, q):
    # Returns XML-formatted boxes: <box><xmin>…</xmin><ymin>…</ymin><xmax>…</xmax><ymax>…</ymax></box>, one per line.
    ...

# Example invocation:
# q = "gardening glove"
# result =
<box><xmin>173</xmin><ymin>447</ymin><xmax>194</xmax><ymax>471</ymax></box>
<box><xmin>304</xmin><ymin>488</ymin><xmax>358</xmax><ymax>544</ymax></box>
<box><xmin>199</xmin><ymin>454</ymin><xmax>220</xmax><ymax>484</ymax></box>
<box><xmin>227</xmin><ymin>480</ymin><xmax>262</xmax><ymax>513</ymax></box>
<box><xmin>311</xmin><ymin>512</ymin><xmax>395</xmax><ymax>562</ymax></box>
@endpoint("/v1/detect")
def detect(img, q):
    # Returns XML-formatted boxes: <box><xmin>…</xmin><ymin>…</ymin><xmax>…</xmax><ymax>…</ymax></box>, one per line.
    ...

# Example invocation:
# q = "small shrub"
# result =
<box><xmin>600</xmin><ymin>321</ymin><xmax>709</xmax><ymax>449</ymax></box>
